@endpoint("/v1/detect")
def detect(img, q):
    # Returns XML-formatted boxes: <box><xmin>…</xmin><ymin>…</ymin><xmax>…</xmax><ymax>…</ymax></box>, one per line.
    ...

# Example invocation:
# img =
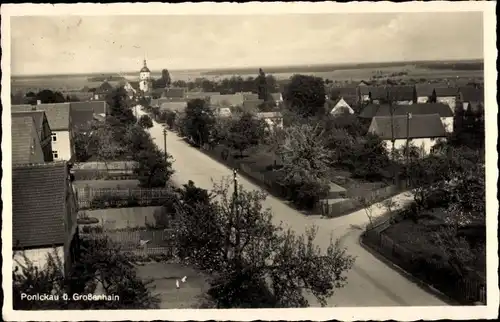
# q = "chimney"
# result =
<box><xmin>36</xmin><ymin>100</ymin><xmax>42</xmax><ymax>105</ymax></box>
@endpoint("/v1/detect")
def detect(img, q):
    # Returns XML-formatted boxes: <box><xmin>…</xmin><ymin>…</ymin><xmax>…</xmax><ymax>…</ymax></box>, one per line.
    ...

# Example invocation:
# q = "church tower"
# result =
<box><xmin>139</xmin><ymin>58</ymin><xmax>151</xmax><ymax>94</ymax></box>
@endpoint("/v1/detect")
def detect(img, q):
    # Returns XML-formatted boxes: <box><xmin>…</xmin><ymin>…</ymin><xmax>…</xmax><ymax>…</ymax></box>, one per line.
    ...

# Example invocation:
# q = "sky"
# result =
<box><xmin>10</xmin><ymin>12</ymin><xmax>484</xmax><ymax>76</ymax></box>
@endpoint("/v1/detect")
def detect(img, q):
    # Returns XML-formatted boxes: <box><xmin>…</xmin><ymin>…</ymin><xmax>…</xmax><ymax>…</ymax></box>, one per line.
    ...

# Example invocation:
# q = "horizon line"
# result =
<box><xmin>11</xmin><ymin>57</ymin><xmax>484</xmax><ymax>78</ymax></box>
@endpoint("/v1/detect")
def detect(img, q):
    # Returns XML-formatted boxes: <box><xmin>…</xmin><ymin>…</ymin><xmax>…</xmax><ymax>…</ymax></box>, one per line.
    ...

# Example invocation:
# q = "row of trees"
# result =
<box><xmin>11</xmin><ymin>89</ymin><xmax>82</xmax><ymax>105</ymax></box>
<box><xmin>74</xmin><ymin>87</ymin><xmax>174</xmax><ymax>187</ymax></box>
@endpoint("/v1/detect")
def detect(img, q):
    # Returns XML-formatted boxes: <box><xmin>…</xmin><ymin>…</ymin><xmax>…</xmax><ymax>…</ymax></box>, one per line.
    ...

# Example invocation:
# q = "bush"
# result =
<box><xmin>288</xmin><ymin>181</ymin><xmax>330</xmax><ymax>210</ymax></box>
<box><xmin>81</xmin><ymin>225</ymin><xmax>104</xmax><ymax>234</ymax></box>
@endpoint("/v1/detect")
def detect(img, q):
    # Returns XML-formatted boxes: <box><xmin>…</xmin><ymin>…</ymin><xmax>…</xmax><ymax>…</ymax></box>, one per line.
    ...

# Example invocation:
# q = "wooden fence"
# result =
<box><xmin>363</xmin><ymin>225</ymin><xmax>486</xmax><ymax>305</ymax></box>
<box><xmin>72</xmin><ymin>161</ymin><xmax>139</xmax><ymax>180</ymax></box>
<box><xmin>76</xmin><ymin>187</ymin><xmax>176</xmax><ymax>210</ymax></box>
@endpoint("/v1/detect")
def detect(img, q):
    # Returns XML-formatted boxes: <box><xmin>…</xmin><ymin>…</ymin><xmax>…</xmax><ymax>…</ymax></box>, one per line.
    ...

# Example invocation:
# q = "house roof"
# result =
<box><xmin>434</xmin><ymin>87</ymin><xmax>459</xmax><ymax>97</ymax></box>
<box><xmin>415</xmin><ymin>84</ymin><xmax>459</xmax><ymax>98</ymax></box>
<box><xmin>257</xmin><ymin>111</ymin><xmax>283</xmax><ymax>119</ymax></box>
<box><xmin>96</xmin><ymin>81</ymin><xmax>113</xmax><ymax>94</ymax></box>
<box><xmin>61</xmin><ymin>91</ymin><xmax>94</xmax><ymax>101</ymax></box>
<box><xmin>369</xmin><ymin>114</ymin><xmax>446</xmax><ymax>140</ymax></box>
<box><xmin>185</xmin><ymin>92</ymin><xmax>221</xmax><ymax>100</ymax></box>
<box><xmin>13</xmin><ymin>162</ymin><xmax>69</xmax><ymax>249</ymax></box>
<box><xmin>12</xmin><ymin>103</ymin><xmax>71</xmax><ymax>131</ymax></box>
<box><xmin>164</xmin><ymin>87</ymin><xmax>186</xmax><ymax>99</ymax></box>
<box><xmin>359</xmin><ymin>86</ymin><xmax>389</xmax><ymax>100</ymax></box>
<box><xmin>242</xmin><ymin>93</ymin><xmax>259</xmax><ymax>101</ymax></box>
<box><xmin>415</xmin><ymin>84</ymin><xmax>436</xmax><ymax>97</ymax></box>
<box><xmin>70</xmin><ymin>101</ymin><xmax>108</xmax><ymax>129</ymax></box>
<box><xmin>210</xmin><ymin>94</ymin><xmax>245</xmax><ymax>107</ymax></box>
<box><xmin>459</xmin><ymin>86</ymin><xmax>484</xmax><ymax>102</ymax></box>
<box><xmin>361</xmin><ymin>102</ymin><xmax>453</xmax><ymax>118</ymax></box>
<box><xmin>330</xmin><ymin>86</ymin><xmax>358</xmax><ymax>98</ymax></box>
<box><xmin>331</xmin><ymin>98</ymin><xmax>354</xmax><ymax>115</ymax></box>
<box><xmin>160</xmin><ymin>102</ymin><xmax>188</xmax><ymax>113</ymax></box>
<box><xmin>242</xmin><ymin>99</ymin><xmax>264</xmax><ymax>113</ymax></box>
<box><xmin>387</xmin><ymin>85</ymin><xmax>415</xmax><ymax>102</ymax></box>
<box><xmin>11</xmin><ymin>110</ymin><xmax>47</xmax><ymax>139</ymax></box>
<box><xmin>11</xmin><ymin>116</ymin><xmax>39</xmax><ymax>164</ymax></box>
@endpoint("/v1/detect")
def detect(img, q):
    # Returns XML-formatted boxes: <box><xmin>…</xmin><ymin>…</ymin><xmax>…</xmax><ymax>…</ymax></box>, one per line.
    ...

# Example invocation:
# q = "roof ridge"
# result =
<box><xmin>13</xmin><ymin>161</ymin><xmax>67</xmax><ymax>169</ymax></box>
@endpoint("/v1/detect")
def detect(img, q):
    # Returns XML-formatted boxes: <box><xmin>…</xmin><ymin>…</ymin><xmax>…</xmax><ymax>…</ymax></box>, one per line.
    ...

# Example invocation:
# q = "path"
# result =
<box><xmin>138</xmin><ymin>108</ymin><xmax>449</xmax><ymax>307</ymax></box>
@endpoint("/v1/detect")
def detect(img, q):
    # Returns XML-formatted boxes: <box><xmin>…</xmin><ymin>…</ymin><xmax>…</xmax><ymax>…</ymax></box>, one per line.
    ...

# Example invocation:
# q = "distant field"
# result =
<box><xmin>11</xmin><ymin>59</ymin><xmax>483</xmax><ymax>92</ymax></box>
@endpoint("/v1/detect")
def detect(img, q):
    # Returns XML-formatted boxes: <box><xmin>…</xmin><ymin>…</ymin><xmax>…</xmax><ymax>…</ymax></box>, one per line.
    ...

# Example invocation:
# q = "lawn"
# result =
<box><xmin>135</xmin><ymin>262</ymin><xmax>210</xmax><ymax>309</ymax></box>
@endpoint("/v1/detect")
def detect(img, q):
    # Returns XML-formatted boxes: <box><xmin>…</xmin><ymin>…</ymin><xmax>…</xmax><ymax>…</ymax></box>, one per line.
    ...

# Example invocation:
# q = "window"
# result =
<box><xmin>52</xmin><ymin>132</ymin><xmax>57</xmax><ymax>142</ymax></box>
<box><xmin>53</xmin><ymin>150</ymin><xmax>59</xmax><ymax>159</ymax></box>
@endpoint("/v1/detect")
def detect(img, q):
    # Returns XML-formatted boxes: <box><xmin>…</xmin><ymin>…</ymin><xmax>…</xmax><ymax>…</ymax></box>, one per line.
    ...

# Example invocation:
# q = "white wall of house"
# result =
<box><xmin>361</xmin><ymin>94</ymin><xmax>370</xmax><ymax>102</ymax></box>
<box><xmin>13</xmin><ymin>246</ymin><xmax>65</xmax><ymax>273</ymax></box>
<box><xmin>330</xmin><ymin>98</ymin><xmax>354</xmax><ymax>115</ymax></box>
<box><xmin>437</xmin><ymin>96</ymin><xmax>456</xmax><ymax>113</ymax></box>
<box><xmin>395</xmin><ymin>100</ymin><xmax>413</xmax><ymax>105</ymax></box>
<box><xmin>383</xmin><ymin>138</ymin><xmax>440</xmax><ymax>156</ymax></box>
<box><xmin>51</xmin><ymin>130</ymin><xmax>72</xmax><ymax>161</ymax></box>
<box><xmin>441</xmin><ymin>117</ymin><xmax>454</xmax><ymax>133</ymax></box>
<box><xmin>417</xmin><ymin>96</ymin><xmax>429</xmax><ymax>103</ymax></box>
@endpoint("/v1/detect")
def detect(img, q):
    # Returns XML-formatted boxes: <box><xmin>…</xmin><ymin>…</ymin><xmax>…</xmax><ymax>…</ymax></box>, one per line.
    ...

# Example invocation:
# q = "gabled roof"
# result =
<box><xmin>11</xmin><ymin>110</ymin><xmax>48</xmax><ymax>139</ymax></box>
<box><xmin>96</xmin><ymin>81</ymin><xmax>113</xmax><ymax>94</ymax></box>
<box><xmin>210</xmin><ymin>94</ymin><xmax>245</xmax><ymax>107</ymax></box>
<box><xmin>331</xmin><ymin>98</ymin><xmax>354</xmax><ymax>115</ymax></box>
<box><xmin>361</xmin><ymin>102</ymin><xmax>453</xmax><ymax>118</ymax></box>
<box><xmin>13</xmin><ymin>162</ymin><xmax>69</xmax><ymax>249</ymax></box>
<box><xmin>330</xmin><ymin>86</ymin><xmax>358</xmax><ymax>98</ymax></box>
<box><xmin>70</xmin><ymin>101</ymin><xmax>108</xmax><ymax>129</ymax></box>
<box><xmin>12</xmin><ymin>103</ymin><xmax>71</xmax><ymax>131</ymax></box>
<box><xmin>160</xmin><ymin>102</ymin><xmax>188</xmax><ymax>113</ymax></box>
<box><xmin>415</xmin><ymin>84</ymin><xmax>436</xmax><ymax>97</ymax></box>
<box><xmin>415</xmin><ymin>84</ymin><xmax>459</xmax><ymax>98</ymax></box>
<box><xmin>459</xmin><ymin>86</ymin><xmax>484</xmax><ymax>102</ymax></box>
<box><xmin>164</xmin><ymin>87</ymin><xmax>186</xmax><ymax>99</ymax></box>
<box><xmin>242</xmin><ymin>93</ymin><xmax>259</xmax><ymax>101</ymax></box>
<box><xmin>185</xmin><ymin>92</ymin><xmax>221</xmax><ymax>100</ymax></box>
<box><xmin>359</xmin><ymin>86</ymin><xmax>388</xmax><ymax>100</ymax></box>
<box><xmin>387</xmin><ymin>85</ymin><xmax>415</xmax><ymax>102</ymax></box>
<box><xmin>434</xmin><ymin>87</ymin><xmax>459</xmax><ymax>97</ymax></box>
<box><xmin>242</xmin><ymin>99</ymin><xmax>264</xmax><ymax>113</ymax></box>
<box><xmin>11</xmin><ymin>116</ymin><xmax>40</xmax><ymax>164</ymax></box>
<box><xmin>369</xmin><ymin>114</ymin><xmax>446</xmax><ymax>140</ymax></box>
<box><xmin>359</xmin><ymin>103</ymin><xmax>389</xmax><ymax>118</ymax></box>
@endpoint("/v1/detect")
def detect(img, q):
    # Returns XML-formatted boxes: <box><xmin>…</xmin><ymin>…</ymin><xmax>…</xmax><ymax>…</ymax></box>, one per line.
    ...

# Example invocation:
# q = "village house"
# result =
<box><xmin>12</xmin><ymin>162</ymin><xmax>80</xmax><ymax>276</ymax></box>
<box><xmin>163</xmin><ymin>87</ymin><xmax>187</xmax><ymax>100</ymax></box>
<box><xmin>415</xmin><ymin>84</ymin><xmax>459</xmax><ymax>112</ymax></box>
<box><xmin>329</xmin><ymin>97</ymin><xmax>355</xmax><ymax>115</ymax></box>
<box><xmin>12</xmin><ymin>102</ymin><xmax>75</xmax><ymax>161</ymax></box>
<box><xmin>359</xmin><ymin>102</ymin><xmax>454</xmax><ymax>132</ymax></box>
<box><xmin>70</xmin><ymin>101</ymin><xmax>109</xmax><ymax>130</ymax></box>
<box><xmin>11</xmin><ymin>110</ymin><xmax>53</xmax><ymax>162</ymax></box>
<box><xmin>387</xmin><ymin>85</ymin><xmax>417</xmax><ymax>105</ymax></box>
<box><xmin>242</xmin><ymin>99</ymin><xmax>264</xmax><ymax>113</ymax></box>
<box><xmin>358</xmin><ymin>86</ymin><xmax>388</xmax><ymax>104</ymax></box>
<box><xmin>91</xmin><ymin>81</ymin><xmax>113</xmax><ymax>101</ymax></box>
<box><xmin>185</xmin><ymin>92</ymin><xmax>221</xmax><ymax>101</ymax></box>
<box><xmin>458</xmin><ymin>86</ymin><xmax>484</xmax><ymax>112</ymax></box>
<box><xmin>270</xmin><ymin>92</ymin><xmax>283</xmax><ymax>106</ymax></box>
<box><xmin>368</xmin><ymin>113</ymin><xmax>447</xmax><ymax>156</ymax></box>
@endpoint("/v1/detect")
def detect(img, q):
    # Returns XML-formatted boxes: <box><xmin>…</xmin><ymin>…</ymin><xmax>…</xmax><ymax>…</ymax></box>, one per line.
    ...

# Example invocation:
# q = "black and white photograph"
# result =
<box><xmin>1</xmin><ymin>2</ymin><xmax>498</xmax><ymax>321</ymax></box>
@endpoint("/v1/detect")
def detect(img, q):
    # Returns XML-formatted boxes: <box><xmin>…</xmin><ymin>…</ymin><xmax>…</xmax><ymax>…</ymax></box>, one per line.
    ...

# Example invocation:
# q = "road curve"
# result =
<box><xmin>138</xmin><ymin>108</ymin><xmax>449</xmax><ymax>307</ymax></box>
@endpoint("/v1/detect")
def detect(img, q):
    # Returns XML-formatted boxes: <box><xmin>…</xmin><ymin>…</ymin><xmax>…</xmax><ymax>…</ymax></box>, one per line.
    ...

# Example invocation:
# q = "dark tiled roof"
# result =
<box><xmin>459</xmin><ymin>86</ymin><xmax>484</xmax><ymax>102</ymax></box>
<box><xmin>415</xmin><ymin>84</ymin><xmax>436</xmax><ymax>97</ymax></box>
<box><xmin>70</xmin><ymin>101</ymin><xmax>108</xmax><ymax>129</ymax></box>
<box><xmin>11</xmin><ymin>116</ymin><xmax>39</xmax><ymax>164</ymax></box>
<box><xmin>164</xmin><ymin>87</ymin><xmax>186</xmax><ymax>99</ymax></box>
<box><xmin>96</xmin><ymin>81</ymin><xmax>113</xmax><ymax>94</ymax></box>
<box><xmin>375</xmin><ymin>103</ymin><xmax>453</xmax><ymax>118</ymax></box>
<box><xmin>13</xmin><ymin>162</ymin><xmax>69</xmax><ymax>249</ymax></box>
<box><xmin>330</xmin><ymin>86</ymin><xmax>358</xmax><ymax>98</ymax></box>
<box><xmin>434</xmin><ymin>87</ymin><xmax>459</xmax><ymax>97</ymax></box>
<box><xmin>242</xmin><ymin>99</ymin><xmax>264</xmax><ymax>113</ymax></box>
<box><xmin>210</xmin><ymin>94</ymin><xmax>245</xmax><ymax>107</ymax></box>
<box><xmin>11</xmin><ymin>110</ymin><xmax>47</xmax><ymax>139</ymax></box>
<box><xmin>369</xmin><ymin>114</ymin><xmax>446</xmax><ymax>140</ymax></box>
<box><xmin>359</xmin><ymin>103</ymin><xmax>389</xmax><ymax>118</ymax></box>
<box><xmin>160</xmin><ymin>102</ymin><xmax>187</xmax><ymax>113</ymax></box>
<box><xmin>12</xmin><ymin>103</ymin><xmax>71</xmax><ymax>131</ymax></box>
<box><xmin>359</xmin><ymin>86</ymin><xmax>389</xmax><ymax>100</ymax></box>
<box><xmin>387</xmin><ymin>85</ymin><xmax>415</xmax><ymax>102</ymax></box>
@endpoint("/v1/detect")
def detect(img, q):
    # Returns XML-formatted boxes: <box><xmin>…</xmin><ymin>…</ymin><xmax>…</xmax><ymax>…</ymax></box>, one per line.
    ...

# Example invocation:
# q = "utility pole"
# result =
<box><xmin>405</xmin><ymin>112</ymin><xmax>412</xmax><ymax>187</ymax></box>
<box><xmin>232</xmin><ymin>168</ymin><xmax>241</xmax><ymax>262</ymax></box>
<box><xmin>163</xmin><ymin>127</ymin><xmax>168</xmax><ymax>163</ymax></box>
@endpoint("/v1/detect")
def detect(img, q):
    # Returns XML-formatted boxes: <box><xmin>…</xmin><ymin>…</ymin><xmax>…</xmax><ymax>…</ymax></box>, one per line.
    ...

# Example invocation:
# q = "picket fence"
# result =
<box><xmin>76</xmin><ymin>187</ymin><xmax>176</xmax><ymax>209</ymax></box>
<box><xmin>364</xmin><ymin>227</ymin><xmax>486</xmax><ymax>305</ymax></box>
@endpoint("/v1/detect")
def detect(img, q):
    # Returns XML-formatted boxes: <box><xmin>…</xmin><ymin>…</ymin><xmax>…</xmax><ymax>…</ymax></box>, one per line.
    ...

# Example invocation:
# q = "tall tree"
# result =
<box><xmin>284</xmin><ymin>75</ymin><xmax>326</xmax><ymax>117</ymax></box>
<box><xmin>182</xmin><ymin>98</ymin><xmax>216</xmax><ymax>146</ymax></box>
<box><xmin>226</xmin><ymin>113</ymin><xmax>267</xmax><ymax>157</ymax></box>
<box><xmin>174</xmin><ymin>179</ymin><xmax>355</xmax><ymax>308</ymax></box>
<box><xmin>256</xmin><ymin>68</ymin><xmax>270</xmax><ymax>101</ymax></box>
<box><xmin>138</xmin><ymin>114</ymin><xmax>154</xmax><ymax>129</ymax></box>
<box><xmin>154</xmin><ymin>68</ymin><xmax>172</xmax><ymax>89</ymax></box>
<box><xmin>36</xmin><ymin>89</ymin><xmax>66</xmax><ymax>104</ymax></box>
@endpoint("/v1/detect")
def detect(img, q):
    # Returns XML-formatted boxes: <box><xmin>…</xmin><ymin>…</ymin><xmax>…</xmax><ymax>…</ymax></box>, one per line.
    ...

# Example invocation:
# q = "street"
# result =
<box><xmin>139</xmin><ymin>108</ymin><xmax>449</xmax><ymax>307</ymax></box>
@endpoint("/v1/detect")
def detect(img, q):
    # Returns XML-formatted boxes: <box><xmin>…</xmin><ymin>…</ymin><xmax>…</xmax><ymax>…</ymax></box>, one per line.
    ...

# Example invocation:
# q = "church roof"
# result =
<box><xmin>140</xmin><ymin>66</ymin><xmax>151</xmax><ymax>73</ymax></box>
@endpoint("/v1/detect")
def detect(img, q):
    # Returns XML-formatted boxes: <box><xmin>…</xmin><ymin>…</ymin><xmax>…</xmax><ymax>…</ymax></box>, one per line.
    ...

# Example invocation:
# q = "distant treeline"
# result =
<box><xmin>417</xmin><ymin>62</ymin><xmax>484</xmax><ymax>71</ymax></box>
<box><xmin>88</xmin><ymin>75</ymin><xmax>126</xmax><ymax>82</ymax></box>
<box><xmin>202</xmin><ymin>59</ymin><xmax>484</xmax><ymax>76</ymax></box>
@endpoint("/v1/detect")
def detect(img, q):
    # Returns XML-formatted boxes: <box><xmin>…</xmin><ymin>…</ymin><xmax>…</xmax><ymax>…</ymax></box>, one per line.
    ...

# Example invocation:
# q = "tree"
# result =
<box><xmin>73</xmin><ymin>120</ymin><xmax>105</xmax><ymax>162</ymax></box>
<box><xmin>182</xmin><ymin>98</ymin><xmax>216</xmax><ymax>146</ymax></box>
<box><xmin>226</xmin><ymin>113</ymin><xmax>267</xmax><ymax>157</ymax></box>
<box><xmin>106</xmin><ymin>87</ymin><xmax>137</xmax><ymax>128</ymax></box>
<box><xmin>36</xmin><ymin>89</ymin><xmax>66</xmax><ymax>104</ymax></box>
<box><xmin>276</xmin><ymin>124</ymin><xmax>331</xmax><ymax>209</ymax></box>
<box><xmin>138</xmin><ymin>114</ymin><xmax>153</xmax><ymax>129</ymax></box>
<box><xmin>13</xmin><ymin>237</ymin><xmax>160</xmax><ymax>309</ymax></box>
<box><xmin>154</xmin><ymin>69</ymin><xmax>172</xmax><ymax>89</ymax></box>
<box><xmin>284</xmin><ymin>75</ymin><xmax>326</xmax><ymax>117</ymax></box>
<box><xmin>135</xmin><ymin>148</ymin><xmax>173</xmax><ymax>188</ymax></box>
<box><xmin>174</xmin><ymin>179</ymin><xmax>355</xmax><ymax>308</ymax></box>
<box><xmin>256</xmin><ymin>68</ymin><xmax>272</xmax><ymax>101</ymax></box>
